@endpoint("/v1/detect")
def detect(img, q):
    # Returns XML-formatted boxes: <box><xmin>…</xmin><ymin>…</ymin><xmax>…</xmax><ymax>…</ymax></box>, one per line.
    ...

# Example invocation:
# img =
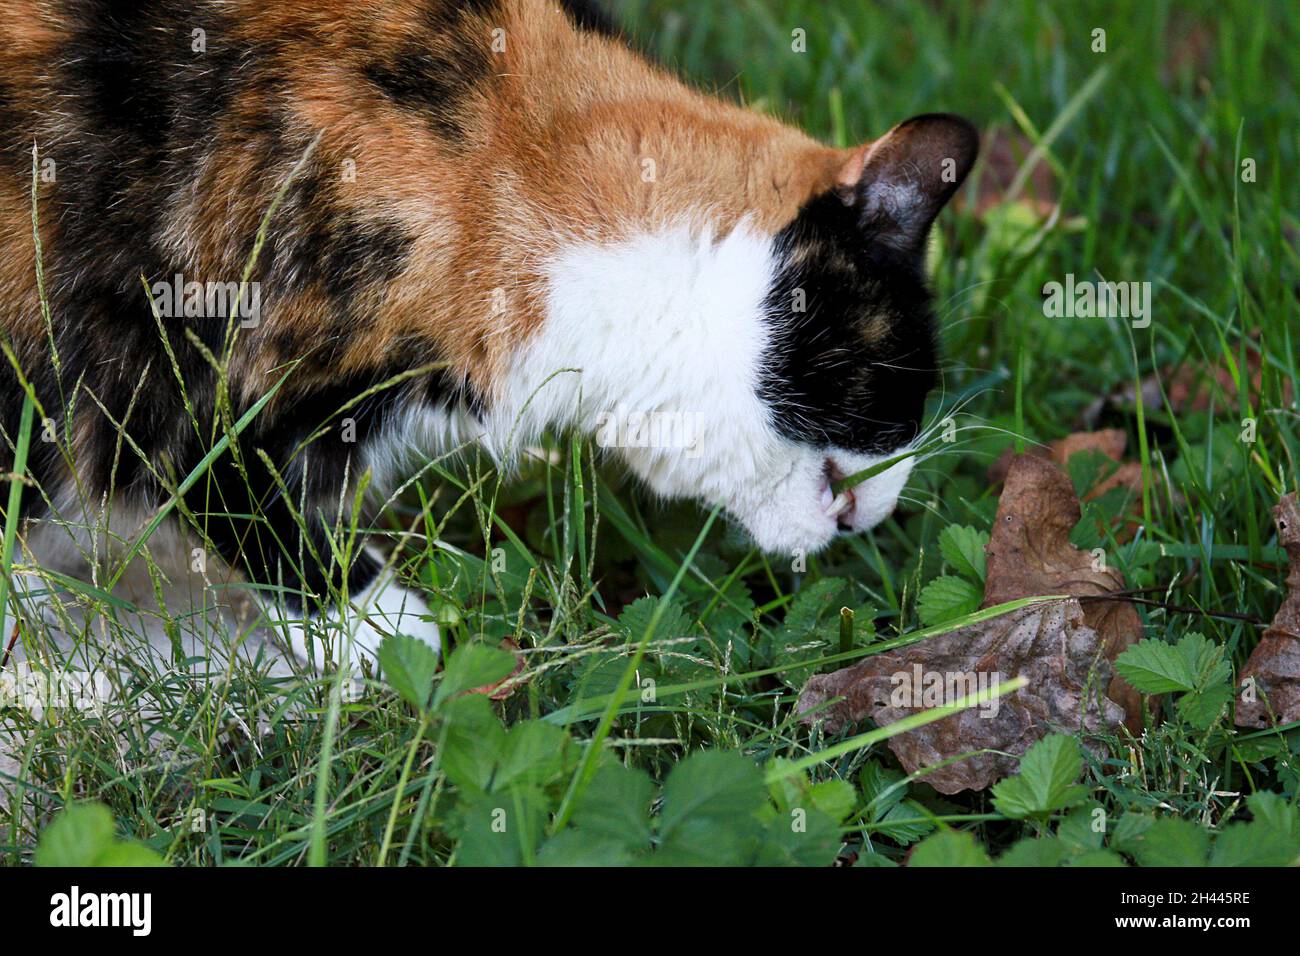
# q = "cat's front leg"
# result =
<box><xmin>274</xmin><ymin>555</ymin><xmax>441</xmax><ymax>676</ymax></box>
<box><xmin>194</xmin><ymin>422</ymin><xmax>442</xmax><ymax>677</ymax></box>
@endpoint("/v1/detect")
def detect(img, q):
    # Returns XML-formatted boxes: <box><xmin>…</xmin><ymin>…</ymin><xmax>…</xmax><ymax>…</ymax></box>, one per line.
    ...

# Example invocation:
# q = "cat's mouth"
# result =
<box><xmin>820</xmin><ymin>458</ymin><xmax>857</xmax><ymax>531</ymax></box>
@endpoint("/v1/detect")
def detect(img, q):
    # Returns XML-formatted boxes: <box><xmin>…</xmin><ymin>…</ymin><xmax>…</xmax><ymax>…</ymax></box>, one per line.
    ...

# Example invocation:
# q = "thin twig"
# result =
<box><xmin>1076</xmin><ymin>591</ymin><xmax>1264</xmax><ymax>625</ymax></box>
<box><xmin>1</xmin><ymin>621</ymin><xmax>18</xmax><ymax>669</ymax></box>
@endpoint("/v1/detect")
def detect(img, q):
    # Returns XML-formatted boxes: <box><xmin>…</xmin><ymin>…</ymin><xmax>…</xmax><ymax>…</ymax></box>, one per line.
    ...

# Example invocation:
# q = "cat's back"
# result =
<box><xmin>0</xmin><ymin>0</ymin><xmax>542</xmax><ymax>385</ymax></box>
<box><xmin>0</xmin><ymin>0</ymin><xmax>651</xmax><ymax>493</ymax></box>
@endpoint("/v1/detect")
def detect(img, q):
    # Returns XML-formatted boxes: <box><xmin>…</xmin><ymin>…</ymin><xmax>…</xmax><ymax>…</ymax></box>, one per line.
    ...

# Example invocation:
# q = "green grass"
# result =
<box><xmin>2</xmin><ymin>0</ymin><xmax>1298</xmax><ymax>866</ymax></box>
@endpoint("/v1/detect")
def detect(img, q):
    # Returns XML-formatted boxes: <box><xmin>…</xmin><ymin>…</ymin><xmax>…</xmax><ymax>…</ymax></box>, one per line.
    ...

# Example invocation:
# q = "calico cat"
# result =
<box><xmin>0</xmin><ymin>0</ymin><xmax>976</xmax><ymax>669</ymax></box>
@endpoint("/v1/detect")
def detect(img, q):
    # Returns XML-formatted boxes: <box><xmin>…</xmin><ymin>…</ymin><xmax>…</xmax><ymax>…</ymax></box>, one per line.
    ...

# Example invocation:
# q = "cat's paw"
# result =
<box><xmin>272</xmin><ymin>575</ymin><xmax>440</xmax><ymax>677</ymax></box>
<box><xmin>344</xmin><ymin>576</ymin><xmax>441</xmax><ymax>665</ymax></box>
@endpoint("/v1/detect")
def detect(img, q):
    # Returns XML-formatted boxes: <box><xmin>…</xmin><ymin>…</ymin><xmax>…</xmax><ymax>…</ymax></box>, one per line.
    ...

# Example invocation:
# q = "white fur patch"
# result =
<box><xmin>494</xmin><ymin>222</ymin><xmax>913</xmax><ymax>556</ymax></box>
<box><xmin>495</xmin><ymin>222</ymin><xmax>779</xmax><ymax>462</ymax></box>
<box><xmin>269</xmin><ymin>552</ymin><xmax>439</xmax><ymax>674</ymax></box>
<box><xmin>363</xmin><ymin>402</ymin><xmax>483</xmax><ymax>495</ymax></box>
<box><xmin>364</xmin><ymin>221</ymin><xmax>918</xmax><ymax>558</ymax></box>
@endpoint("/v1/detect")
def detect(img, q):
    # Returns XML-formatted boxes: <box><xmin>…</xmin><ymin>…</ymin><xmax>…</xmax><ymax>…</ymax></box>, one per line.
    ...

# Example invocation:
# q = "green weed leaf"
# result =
<box><xmin>991</xmin><ymin>734</ymin><xmax>1088</xmax><ymax>819</ymax></box>
<box><xmin>1125</xmin><ymin>818</ymin><xmax>1210</xmax><ymax>867</ymax></box>
<box><xmin>1114</xmin><ymin>637</ymin><xmax>1200</xmax><ymax>693</ymax></box>
<box><xmin>434</xmin><ymin>641</ymin><xmax>517</xmax><ymax>710</ymax></box>
<box><xmin>378</xmin><ymin>634</ymin><xmax>440</xmax><ymax>711</ymax></box>
<box><xmin>938</xmin><ymin>525</ymin><xmax>989</xmax><ymax>583</ymax></box>
<box><xmin>909</xmin><ymin>829</ymin><xmax>991</xmax><ymax>866</ymax></box>
<box><xmin>917</xmin><ymin>575</ymin><xmax>983</xmax><ymax>626</ymax></box>
<box><xmin>35</xmin><ymin>803</ymin><xmax>164</xmax><ymax>868</ymax></box>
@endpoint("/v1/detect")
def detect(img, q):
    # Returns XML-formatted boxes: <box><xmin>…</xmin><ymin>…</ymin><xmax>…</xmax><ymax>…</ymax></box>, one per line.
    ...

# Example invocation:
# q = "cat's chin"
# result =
<box><xmin>723</xmin><ymin>449</ymin><xmax>916</xmax><ymax>558</ymax></box>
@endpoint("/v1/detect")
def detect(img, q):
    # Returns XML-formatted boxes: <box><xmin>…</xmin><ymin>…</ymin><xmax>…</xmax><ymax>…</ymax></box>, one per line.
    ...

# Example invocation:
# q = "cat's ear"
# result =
<box><xmin>836</xmin><ymin>113</ymin><xmax>978</xmax><ymax>257</ymax></box>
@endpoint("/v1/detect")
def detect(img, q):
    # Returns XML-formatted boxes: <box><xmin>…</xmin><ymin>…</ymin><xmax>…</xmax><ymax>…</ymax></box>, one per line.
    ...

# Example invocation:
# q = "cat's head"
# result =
<box><xmin>741</xmin><ymin>113</ymin><xmax>979</xmax><ymax>554</ymax></box>
<box><xmin>527</xmin><ymin>114</ymin><xmax>977</xmax><ymax>556</ymax></box>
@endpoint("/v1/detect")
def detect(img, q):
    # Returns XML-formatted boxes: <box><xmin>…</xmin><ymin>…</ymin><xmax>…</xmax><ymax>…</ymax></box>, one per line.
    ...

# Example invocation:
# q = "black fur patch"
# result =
<box><xmin>30</xmin><ymin>2</ymin><xmax>261</xmax><ymax>500</ymax></box>
<box><xmin>274</xmin><ymin>201</ymin><xmax>413</xmax><ymax>338</ymax></box>
<box><xmin>247</xmin><ymin>154</ymin><xmax>412</xmax><ymax>363</ymax></box>
<box><xmin>559</xmin><ymin>0</ymin><xmax>620</xmax><ymax>36</ymax></box>
<box><xmin>3</xmin><ymin>0</ymin><xmax>508</xmax><ymax>609</ymax></box>
<box><xmin>195</xmin><ymin>354</ymin><xmax>474</xmax><ymax>609</ymax></box>
<box><xmin>194</xmin><ymin>373</ymin><xmax>398</xmax><ymax>609</ymax></box>
<box><xmin>366</xmin><ymin>0</ymin><xmax>498</xmax><ymax>141</ymax></box>
<box><xmin>2</xmin><ymin>1</ymin><xmax>455</xmax><ymax>605</ymax></box>
<box><xmin>57</xmin><ymin>0</ymin><xmax>246</xmax><ymax>215</ymax></box>
<box><xmin>0</xmin><ymin>82</ymin><xmax>29</xmax><ymax>174</ymax></box>
<box><xmin>68</xmin><ymin>0</ymin><xmax>171</xmax><ymax>144</ymax></box>
<box><xmin>321</xmin><ymin>218</ymin><xmax>414</xmax><ymax>304</ymax></box>
<box><xmin>365</xmin><ymin>47</ymin><xmax>486</xmax><ymax>141</ymax></box>
<box><xmin>760</xmin><ymin>191</ymin><xmax>939</xmax><ymax>454</ymax></box>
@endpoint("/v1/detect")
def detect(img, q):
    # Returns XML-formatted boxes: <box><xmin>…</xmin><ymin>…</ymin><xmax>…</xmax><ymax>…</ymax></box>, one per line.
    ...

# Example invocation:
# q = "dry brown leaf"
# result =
<box><xmin>1236</xmin><ymin>495</ymin><xmax>1300</xmax><ymax>728</ymax></box>
<box><xmin>983</xmin><ymin>455</ymin><xmax>1145</xmax><ymax>729</ymax></box>
<box><xmin>798</xmin><ymin>601</ymin><xmax>1125</xmax><ymax>793</ymax></box>
<box><xmin>987</xmin><ymin>429</ymin><xmax>1148</xmax><ymax>541</ymax></box>
<box><xmin>1053</xmin><ymin>429</ymin><xmax>1127</xmax><ymax>467</ymax></box>
<box><xmin>797</xmin><ymin>455</ymin><xmax>1139</xmax><ymax>793</ymax></box>
<box><xmin>987</xmin><ymin>428</ymin><xmax>1127</xmax><ymax>485</ymax></box>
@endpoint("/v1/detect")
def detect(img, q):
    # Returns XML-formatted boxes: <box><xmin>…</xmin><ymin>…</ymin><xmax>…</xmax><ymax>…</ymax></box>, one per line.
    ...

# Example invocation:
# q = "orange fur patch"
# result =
<box><xmin>4</xmin><ymin>0</ymin><xmax>872</xmax><ymax>405</ymax></box>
